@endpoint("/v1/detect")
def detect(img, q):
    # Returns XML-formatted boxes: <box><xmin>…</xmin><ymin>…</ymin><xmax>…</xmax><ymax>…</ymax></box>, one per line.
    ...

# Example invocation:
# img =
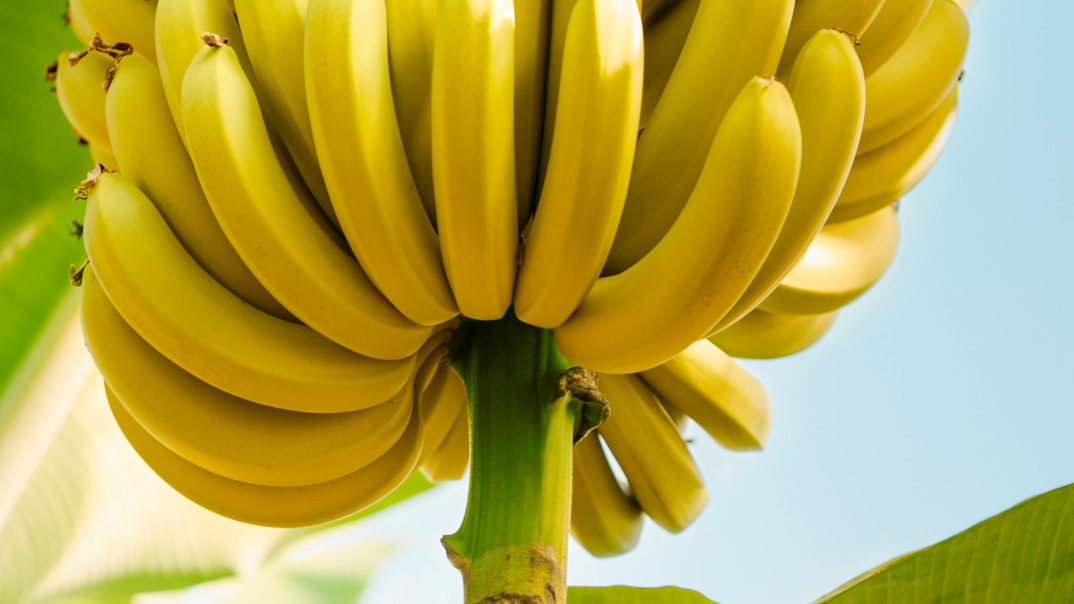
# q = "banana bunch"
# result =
<box><xmin>50</xmin><ymin>0</ymin><xmax>968</xmax><ymax>536</ymax></box>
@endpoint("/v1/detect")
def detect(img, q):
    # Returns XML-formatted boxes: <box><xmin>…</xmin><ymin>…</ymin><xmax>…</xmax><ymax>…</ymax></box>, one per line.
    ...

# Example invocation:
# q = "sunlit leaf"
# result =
<box><xmin>568</xmin><ymin>585</ymin><xmax>717</xmax><ymax>603</ymax></box>
<box><xmin>815</xmin><ymin>483</ymin><xmax>1074</xmax><ymax>603</ymax></box>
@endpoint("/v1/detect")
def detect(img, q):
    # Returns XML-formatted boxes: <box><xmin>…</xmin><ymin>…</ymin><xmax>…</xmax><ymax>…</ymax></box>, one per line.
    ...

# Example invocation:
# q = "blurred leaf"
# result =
<box><xmin>815</xmin><ymin>483</ymin><xmax>1074</xmax><ymax>603</ymax></box>
<box><xmin>568</xmin><ymin>586</ymin><xmax>717</xmax><ymax>603</ymax></box>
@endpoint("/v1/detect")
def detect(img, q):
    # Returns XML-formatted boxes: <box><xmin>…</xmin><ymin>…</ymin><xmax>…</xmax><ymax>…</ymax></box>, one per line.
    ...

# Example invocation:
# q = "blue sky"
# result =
<box><xmin>354</xmin><ymin>2</ymin><xmax>1074</xmax><ymax>602</ymax></box>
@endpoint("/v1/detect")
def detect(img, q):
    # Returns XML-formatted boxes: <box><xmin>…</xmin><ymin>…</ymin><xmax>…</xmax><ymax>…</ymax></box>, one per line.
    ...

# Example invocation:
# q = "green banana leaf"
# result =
<box><xmin>567</xmin><ymin>586</ymin><xmax>716</xmax><ymax>603</ymax></box>
<box><xmin>815</xmin><ymin>482</ymin><xmax>1074</xmax><ymax>603</ymax></box>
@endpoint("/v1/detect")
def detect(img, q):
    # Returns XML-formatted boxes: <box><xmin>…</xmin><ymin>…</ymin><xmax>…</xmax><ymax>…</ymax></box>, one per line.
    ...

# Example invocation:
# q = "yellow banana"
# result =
<box><xmin>65</xmin><ymin>0</ymin><xmax>96</xmax><ymax>46</ymax></box>
<box><xmin>513</xmin><ymin>0</ymin><xmax>644</xmax><ymax>329</ymax></box>
<box><xmin>103</xmin><ymin>50</ymin><xmax>293</xmax><ymax>320</ymax></box>
<box><xmin>384</xmin><ymin>0</ymin><xmax>439</xmax><ymax>223</ymax></box>
<box><xmin>760</xmin><ymin>205</ymin><xmax>900</xmax><ymax>315</ymax></box>
<box><xmin>417</xmin><ymin>363</ymin><xmax>469</xmax><ymax>468</ymax></box>
<box><xmin>513</xmin><ymin>0</ymin><xmax>551</xmax><ymax>227</ymax></box>
<box><xmin>554</xmin><ymin>77</ymin><xmax>801</xmax><ymax>374</ymax></box>
<box><xmin>709</xmin><ymin>307</ymin><xmax>838</xmax><ymax>360</ymax></box>
<box><xmin>106</xmin><ymin>384</ymin><xmax>425</xmax><ymax>528</ymax></box>
<box><xmin>80</xmin><ymin>169</ymin><xmax>416</xmax><ymax>413</ymax></box>
<box><xmin>855</xmin><ymin>0</ymin><xmax>934</xmax><ymax>77</ymax></box>
<box><xmin>597</xmin><ymin>373</ymin><xmax>707</xmax><ymax>533</ymax></box>
<box><xmin>233</xmin><ymin>0</ymin><xmax>334</xmax><ymax>215</ymax></box>
<box><xmin>857</xmin><ymin>0</ymin><xmax>968</xmax><ymax>154</ymax></box>
<box><xmin>639</xmin><ymin>340</ymin><xmax>770</xmax><ymax>450</ymax></box>
<box><xmin>83</xmin><ymin>267</ymin><xmax>434</xmax><ymax>487</ymax></box>
<box><xmin>638</xmin><ymin>0</ymin><xmax>699</xmax><ymax>131</ymax></box>
<box><xmin>67</xmin><ymin>0</ymin><xmax>156</xmax><ymax>64</ymax></box>
<box><xmin>570</xmin><ymin>432</ymin><xmax>643</xmax><ymax>557</ymax></box>
<box><xmin>776</xmin><ymin>0</ymin><xmax>885</xmax><ymax>76</ymax></box>
<box><xmin>604</xmin><ymin>0</ymin><xmax>793</xmax><ymax>273</ymax></box>
<box><xmin>87</xmin><ymin>141</ymin><xmax>117</xmax><ymax>171</ymax></box>
<box><xmin>420</xmin><ymin>404</ymin><xmax>470</xmax><ymax>483</ymax></box>
<box><xmin>431</xmin><ymin>0</ymin><xmax>519</xmax><ymax>320</ymax></box>
<box><xmin>536</xmin><ymin>0</ymin><xmax>577</xmax><ymax>193</ymax></box>
<box><xmin>54</xmin><ymin>48</ymin><xmax>111</xmax><ymax>149</ymax></box>
<box><xmin>305</xmin><ymin>0</ymin><xmax>459</xmax><ymax>326</ymax></box>
<box><xmin>829</xmin><ymin>88</ymin><xmax>958</xmax><ymax>224</ymax></box>
<box><xmin>711</xmin><ymin>29</ymin><xmax>866</xmax><ymax>335</ymax></box>
<box><xmin>182</xmin><ymin>38</ymin><xmax>433</xmax><ymax>360</ymax></box>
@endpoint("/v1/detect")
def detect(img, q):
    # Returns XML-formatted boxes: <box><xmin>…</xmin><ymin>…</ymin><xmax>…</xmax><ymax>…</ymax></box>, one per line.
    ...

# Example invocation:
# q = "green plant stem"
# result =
<box><xmin>445</xmin><ymin>311</ymin><xmax>580</xmax><ymax>603</ymax></box>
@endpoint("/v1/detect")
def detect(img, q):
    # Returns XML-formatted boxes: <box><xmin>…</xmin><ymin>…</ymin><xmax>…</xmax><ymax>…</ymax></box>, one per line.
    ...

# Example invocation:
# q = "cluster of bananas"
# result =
<box><xmin>50</xmin><ymin>0</ymin><xmax>967</xmax><ymax>548</ymax></box>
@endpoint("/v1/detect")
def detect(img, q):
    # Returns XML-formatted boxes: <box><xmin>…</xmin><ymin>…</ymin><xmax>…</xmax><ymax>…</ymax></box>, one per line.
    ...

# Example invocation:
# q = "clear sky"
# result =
<box><xmin>353</xmin><ymin>2</ymin><xmax>1074</xmax><ymax>602</ymax></box>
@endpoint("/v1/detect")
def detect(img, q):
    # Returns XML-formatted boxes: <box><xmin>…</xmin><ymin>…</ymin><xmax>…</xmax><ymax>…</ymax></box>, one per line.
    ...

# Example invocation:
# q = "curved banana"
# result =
<box><xmin>638</xmin><ymin>0</ymin><xmax>699</xmax><ymax>131</ymax></box>
<box><xmin>570</xmin><ymin>432</ymin><xmax>643</xmax><ymax>557</ymax></box>
<box><xmin>80</xmin><ymin>169</ymin><xmax>416</xmax><ymax>413</ymax></box>
<box><xmin>68</xmin><ymin>0</ymin><xmax>156</xmax><ymax>64</ymax></box>
<box><xmin>513</xmin><ymin>0</ymin><xmax>644</xmax><ymax>329</ymax></box>
<box><xmin>776</xmin><ymin>0</ymin><xmax>885</xmax><ymax>76</ymax></box>
<box><xmin>855</xmin><ymin>0</ymin><xmax>934</xmax><ymax>77</ymax></box>
<box><xmin>419</xmin><ymin>403</ymin><xmax>470</xmax><ymax>483</ymax></box>
<box><xmin>710</xmin><ymin>29</ymin><xmax>865</xmax><ymax>335</ymax></box>
<box><xmin>384</xmin><ymin>0</ymin><xmax>439</xmax><ymax>223</ymax></box>
<box><xmin>107</xmin><ymin>384</ymin><xmax>425</xmax><ymax>528</ymax></box>
<box><xmin>65</xmin><ymin>0</ymin><xmax>96</xmax><ymax>46</ymax></box>
<box><xmin>513</xmin><ymin>0</ymin><xmax>551</xmax><ymax>227</ymax></box>
<box><xmin>709</xmin><ymin>307</ymin><xmax>838</xmax><ymax>360</ymax></box>
<box><xmin>639</xmin><ymin>339</ymin><xmax>770</xmax><ymax>451</ymax></box>
<box><xmin>639</xmin><ymin>340</ymin><xmax>770</xmax><ymax>449</ymax></box>
<box><xmin>54</xmin><ymin>48</ymin><xmax>112</xmax><ymax>149</ymax></box>
<box><xmin>87</xmin><ymin>141</ymin><xmax>118</xmax><ymax>171</ymax></box>
<box><xmin>431</xmin><ymin>0</ymin><xmax>518</xmax><ymax>320</ymax></box>
<box><xmin>233</xmin><ymin>0</ymin><xmax>334</xmax><ymax>215</ymax></box>
<box><xmin>182</xmin><ymin>38</ymin><xmax>433</xmax><ymax>360</ymax></box>
<box><xmin>154</xmin><ymin>0</ymin><xmax>249</xmax><ymax>138</ymax></box>
<box><xmin>597</xmin><ymin>373</ymin><xmax>707</xmax><ymax>533</ymax></box>
<box><xmin>829</xmin><ymin>88</ymin><xmax>957</xmax><ymax>224</ymax></box>
<box><xmin>306</xmin><ymin>0</ymin><xmax>459</xmax><ymax>326</ymax></box>
<box><xmin>857</xmin><ymin>0</ymin><xmax>968</xmax><ymax>154</ymax></box>
<box><xmin>417</xmin><ymin>363</ymin><xmax>468</xmax><ymax>468</ymax></box>
<box><xmin>759</xmin><ymin>205</ymin><xmax>900</xmax><ymax>315</ymax></box>
<box><xmin>554</xmin><ymin>77</ymin><xmax>801</xmax><ymax>374</ymax></box>
<box><xmin>604</xmin><ymin>0</ymin><xmax>793</xmax><ymax>273</ymax></box>
<box><xmin>104</xmin><ymin>50</ymin><xmax>293</xmax><ymax>320</ymax></box>
<box><xmin>83</xmin><ymin>268</ymin><xmax>434</xmax><ymax>487</ymax></box>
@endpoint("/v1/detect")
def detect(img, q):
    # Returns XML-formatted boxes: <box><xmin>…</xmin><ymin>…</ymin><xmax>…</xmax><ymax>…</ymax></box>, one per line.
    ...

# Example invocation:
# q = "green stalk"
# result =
<box><xmin>444</xmin><ymin>310</ymin><xmax>585</xmax><ymax>603</ymax></box>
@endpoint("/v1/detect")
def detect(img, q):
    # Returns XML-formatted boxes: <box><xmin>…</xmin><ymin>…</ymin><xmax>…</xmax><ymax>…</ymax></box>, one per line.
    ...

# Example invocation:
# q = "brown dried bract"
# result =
<box><xmin>74</xmin><ymin>163</ymin><xmax>111</xmax><ymax>201</ymax></box>
<box><xmin>44</xmin><ymin>60</ymin><xmax>58</xmax><ymax>83</ymax></box>
<box><xmin>833</xmin><ymin>27</ymin><xmax>861</xmax><ymax>46</ymax></box>
<box><xmin>201</xmin><ymin>32</ymin><xmax>230</xmax><ymax>47</ymax></box>
<box><xmin>71</xmin><ymin>220</ymin><xmax>84</xmax><ymax>239</ymax></box>
<box><xmin>69</xmin><ymin>259</ymin><xmax>89</xmax><ymax>287</ymax></box>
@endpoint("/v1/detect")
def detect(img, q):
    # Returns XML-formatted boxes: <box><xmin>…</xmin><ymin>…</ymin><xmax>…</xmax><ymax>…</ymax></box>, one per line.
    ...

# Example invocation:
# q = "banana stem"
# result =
<box><xmin>444</xmin><ymin>310</ymin><xmax>579</xmax><ymax>603</ymax></box>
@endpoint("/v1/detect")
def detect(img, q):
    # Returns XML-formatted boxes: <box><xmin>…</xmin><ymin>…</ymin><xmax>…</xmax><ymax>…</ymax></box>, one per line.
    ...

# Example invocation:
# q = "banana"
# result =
<box><xmin>597</xmin><ymin>373</ymin><xmax>707</xmax><ymax>533</ymax></box>
<box><xmin>54</xmin><ymin>47</ymin><xmax>111</xmax><ymax>149</ymax></box>
<box><xmin>709</xmin><ymin>307</ymin><xmax>838</xmax><ymax>360</ymax></box>
<box><xmin>570</xmin><ymin>432</ymin><xmax>643</xmax><ymax>557</ymax></box>
<box><xmin>79</xmin><ymin>169</ymin><xmax>417</xmax><ymax>413</ymax></box>
<box><xmin>513</xmin><ymin>0</ymin><xmax>644</xmax><ymax>329</ymax></box>
<box><xmin>154</xmin><ymin>0</ymin><xmax>249</xmax><ymax>140</ymax></box>
<box><xmin>857</xmin><ymin>0</ymin><xmax>968</xmax><ymax>154</ymax></box>
<box><xmin>639</xmin><ymin>339</ymin><xmax>770</xmax><ymax>450</ymax></box>
<box><xmin>710</xmin><ymin>29</ymin><xmax>866</xmax><ymax>335</ymax></box>
<box><xmin>305</xmin><ymin>0</ymin><xmax>459</xmax><ymax>326</ymax></box>
<box><xmin>233</xmin><ymin>0</ymin><xmax>334</xmax><ymax>216</ymax></box>
<box><xmin>829</xmin><ymin>87</ymin><xmax>958</xmax><ymax>224</ymax></box>
<box><xmin>604</xmin><ymin>0</ymin><xmax>793</xmax><ymax>273</ymax></box>
<box><xmin>182</xmin><ymin>38</ymin><xmax>434</xmax><ymax>360</ymax></box>
<box><xmin>638</xmin><ymin>0</ymin><xmax>699</xmax><ymax>131</ymax></box>
<box><xmin>82</xmin><ymin>267</ymin><xmax>441</xmax><ymax>487</ymax></box>
<box><xmin>65</xmin><ymin>0</ymin><xmax>96</xmax><ymax>46</ymax></box>
<box><xmin>417</xmin><ymin>363</ymin><xmax>469</xmax><ymax>468</ymax></box>
<box><xmin>106</xmin><ymin>384</ymin><xmax>425</xmax><ymax>528</ymax></box>
<box><xmin>419</xmin><ymin>403</ymin><xmax>470</xmax><ymax>483</ymax></box>
<box><xmin>513</xmin><ymin>0</ymin><xmax>551</xmax><ymax>227</ymax></box>
<box><xmin>87</xmin><ymin>141</ymin><xmax>117</xmax><ymax>171</ymax></box>
<box><xmin>855</xmin><ymin>0</ymin><xmax>934</xmax><ymax>77</ymax></box>
<box><xmin>431</xmin><ymin>0</ymin><xmax>519</xmax><ymax>320</ymax></box>
<box><xmin>535</xmin><ymin>0</ymin><xmax>576</xmax><ymax>193</ymax></box>
<box><xmin>775</xmin><ymin>0</ymin><xmax>885</xmax><ymax>77</ymax></box>
<box><xmin>103</xmin><ymin>49</ymin><xmax>294</xmax><ymax>320</ymax></box>
<box><xmin>554</xmin><ymin>77</ymin><xmax>801</xmax><ymax>374</ymax></box>
<box><xmin>384</xmin><ymin>0</ymin><xmax>439</xmax><ymax>223</ymax></box>
<box><xmin>67</xmin><ymin>0</ymin><xmax>156</xmax><ymax>64</ymax></box>
<box><xmin>759</xmin><ymin>205</ymin><xmax>900</xmax><ymax>315</ymax></box>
